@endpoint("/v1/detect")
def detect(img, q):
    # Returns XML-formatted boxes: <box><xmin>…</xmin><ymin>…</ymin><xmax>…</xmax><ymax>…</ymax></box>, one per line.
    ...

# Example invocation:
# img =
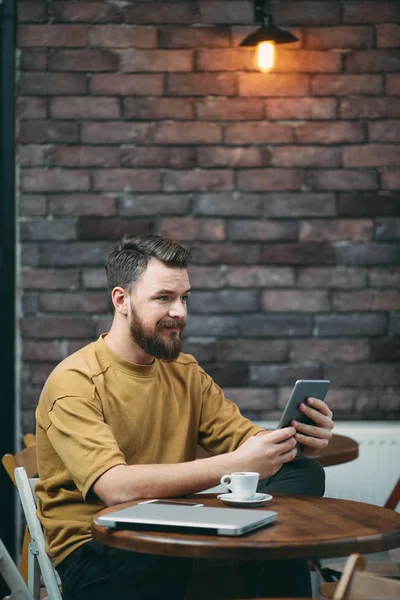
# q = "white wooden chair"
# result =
<box><xmin>332</xmin><ymin>553</ymin><xmax>400</xmax><ymax>600</ymax></box>
<box><xmin>0</xmin><ymin>536</ymin><xmax>34</xmax><ymax>600</ymax></box>
<box><xmin>14</xmin><ymin>468</ymin><xmax>62</xmax><ymax>600</ymax></box>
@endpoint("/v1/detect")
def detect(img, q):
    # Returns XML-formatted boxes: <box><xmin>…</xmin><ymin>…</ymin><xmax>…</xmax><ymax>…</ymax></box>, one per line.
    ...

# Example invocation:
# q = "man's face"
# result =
<box><xmin>127</xmin><ymin>259</ymin><xmax>191</xmax><ymax>361</ymax></box>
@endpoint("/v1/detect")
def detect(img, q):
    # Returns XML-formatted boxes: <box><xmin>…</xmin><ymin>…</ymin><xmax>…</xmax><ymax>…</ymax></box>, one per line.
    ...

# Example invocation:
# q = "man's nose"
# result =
<box><xmin>168</xmin><ymin>299</ymin><xmax>186</xmax><ymax>318</ymax></box>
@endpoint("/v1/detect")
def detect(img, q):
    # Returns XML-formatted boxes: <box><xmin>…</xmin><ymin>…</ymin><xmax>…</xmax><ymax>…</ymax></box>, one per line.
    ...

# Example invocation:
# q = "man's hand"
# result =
<box><xmin>291</xmin><ymin>397</ymin><xmax>334</xmax><ymax>457</ymax></box>
<box><xmin>233</xmin><ymin>427</ymin><xmax>298</xmax><ymax>479</ymax></box>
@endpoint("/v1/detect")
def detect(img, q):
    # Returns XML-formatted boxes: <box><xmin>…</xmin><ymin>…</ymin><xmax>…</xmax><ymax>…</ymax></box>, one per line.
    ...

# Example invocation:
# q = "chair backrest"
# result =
<box><xmin>0</xmin><ymin>536</ymin><xmax>34</xmax><ymax>600</ymax></box>
<box><xmin>2</xmin><ymin>443</ymin><xmax>38</xmax><ymax>486</ymax></box>
<box><xmin>333</xmin><ymin>553</ymin><xmax>400</xmax><ymax>600</ymax></box>
<box><xmin>14</xmin><ymin>467</ymin><xmax>62</xmax><ymax>600</ymax></box>
<box><xmin>384</xmin><ymin>477</ymin><xmax>400</xmax><ymax>511</ymax></box>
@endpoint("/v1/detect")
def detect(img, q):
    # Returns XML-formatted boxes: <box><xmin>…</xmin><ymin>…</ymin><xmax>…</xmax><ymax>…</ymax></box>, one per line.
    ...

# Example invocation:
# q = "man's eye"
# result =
<box><xmin>158</xmin><ymin>296</ymin><xmax>169</xmax><ymax>301</ymax></box>
<box><xmin>181</xmin><ymin>295</ymin><xmax>189</xmax><ymax>303</ymax></box>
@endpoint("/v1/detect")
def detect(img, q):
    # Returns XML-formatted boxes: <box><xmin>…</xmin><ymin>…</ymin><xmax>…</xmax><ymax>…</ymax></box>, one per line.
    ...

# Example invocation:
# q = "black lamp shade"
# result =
<box><xmin>240</xmin><ymin>25</ymin><xmax>298</xmax><ymax>47</ymax></box>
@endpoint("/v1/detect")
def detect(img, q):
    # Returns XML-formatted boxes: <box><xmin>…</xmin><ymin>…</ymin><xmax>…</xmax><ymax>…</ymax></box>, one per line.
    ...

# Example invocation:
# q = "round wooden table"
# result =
<box><xmin>92</xmin><ymin>494</ymin><xmax>400</xmax><ymax>562</ymax></box>
<box><xmin>312</xmin><ymin>433</ymin><xmax>359</xmax><ymax>467</ymax></box>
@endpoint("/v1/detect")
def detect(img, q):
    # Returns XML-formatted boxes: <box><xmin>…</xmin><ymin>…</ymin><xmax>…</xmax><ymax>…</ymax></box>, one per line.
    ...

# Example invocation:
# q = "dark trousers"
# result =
<box><xmin>57</xmin><ymin>457</ymin><xmax>325</xmax><ymax>599</ymax></box>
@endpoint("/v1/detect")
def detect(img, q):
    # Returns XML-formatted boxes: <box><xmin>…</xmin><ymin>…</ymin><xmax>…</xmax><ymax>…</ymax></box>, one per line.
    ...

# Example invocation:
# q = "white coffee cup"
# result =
<box><xmin>220</xmin><ymin>471</ymin><xmax>260</xmax><ymax>500</ymax></box>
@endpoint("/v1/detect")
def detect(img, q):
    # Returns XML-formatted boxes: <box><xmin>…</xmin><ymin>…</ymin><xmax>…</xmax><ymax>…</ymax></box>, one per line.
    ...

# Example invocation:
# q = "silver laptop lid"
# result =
<box><xmin>95</xmin><ymin>501</ymin><xmax>277</xmax><ymax>536</ymax></box>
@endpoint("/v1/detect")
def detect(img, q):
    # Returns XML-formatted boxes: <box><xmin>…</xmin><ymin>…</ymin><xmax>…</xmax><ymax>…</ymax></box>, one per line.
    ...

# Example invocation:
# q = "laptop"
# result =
<box><xmin>95</xmin><ymin>499</ymin><xmax>278</xmax><ymax>536</ymax></box>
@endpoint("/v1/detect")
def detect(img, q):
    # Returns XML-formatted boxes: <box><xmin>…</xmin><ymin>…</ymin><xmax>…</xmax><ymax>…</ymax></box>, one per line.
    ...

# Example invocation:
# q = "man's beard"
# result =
<box><xmin>129</xmin><ymin>306</ymin><xmax>185</xmax><ymax>361</ymax></box>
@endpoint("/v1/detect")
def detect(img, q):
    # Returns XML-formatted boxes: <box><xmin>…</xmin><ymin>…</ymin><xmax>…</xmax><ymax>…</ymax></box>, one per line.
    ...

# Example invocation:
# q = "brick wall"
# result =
<box><xmin>17</xmin><ymin>0</ymin><xmax>400</xmax><ymax>433</ymax></box>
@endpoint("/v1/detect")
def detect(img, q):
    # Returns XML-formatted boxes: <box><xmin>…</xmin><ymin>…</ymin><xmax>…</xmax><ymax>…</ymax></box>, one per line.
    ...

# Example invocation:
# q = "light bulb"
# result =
<box><xmin>257</xmin><ymin>41</ymin><xmax>274</xmax><ymax>71</ymax></box>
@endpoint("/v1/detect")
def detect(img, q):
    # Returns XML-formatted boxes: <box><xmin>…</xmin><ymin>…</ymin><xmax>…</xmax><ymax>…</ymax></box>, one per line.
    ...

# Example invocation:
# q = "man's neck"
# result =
<box><xmin>104</xmin><ymin>321</ymin><xmax>154</xmax><ymax>365</ymax></box>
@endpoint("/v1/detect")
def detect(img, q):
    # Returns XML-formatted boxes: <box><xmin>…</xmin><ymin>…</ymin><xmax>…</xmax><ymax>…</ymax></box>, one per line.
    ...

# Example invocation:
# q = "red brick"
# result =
<box><xmin>199</xmin><ymin>1</ymin><xmax>253</xmax><ymax>24</ymax></box>
<box><xmin>239</xmin><ymin>73</ymin><xmax>309</xmax><ymax>97</ymax></box>
<box><xmin>260</xmin><ymin>243</ymin><xmax>335</xmax><ymax>265</ymax></box>
<box><xmin>18</xmin><ymin>0</ymin><xmax>47</xmax><ymax>23</ymax></box>
<box><xmin>238</xmin><ymin>169</ymin><xmax>303</xmax><ymax>192</ymax></box>
<box><xmin>291</xmin><ymin>339</ymin><xmax>369</xmax><ymax>362</ymax></box>
<box><xmin>159</xmin><ymin>26</ymin><xmax>230</xmax><ymax>48</ymax></box>
<box><xmin>51</xmin><ymin>97</ymin><xmax>119</xmax><ymax>120</ymax></box>
<box><xmin>52</xmin><ymin>146</ymin><xmax>120</xmax><ymax>167</ymax></box>
<box><xmin>262</xmin><ymin>290</ymin><xmax>330</xmax><ymax>312</ymax></box>
<box><xmin>22</xmin><ymin>340</ymin><xmax>65</xmax><ymax>362</ymax></box>
<box><xmin>369</xmin><ymin>268</ymin><xmax>400</xmax><ymax>288</ymax></box>
<box><xmin>124</xmin><ymin>98</ymin><xmax>194</xmax><ymax>120</ymax></box>
<box><xmin>344</xmin><ymin>145</ymin><xmax>400</xmax><ymax>167</ymax></box>
<box><xmin>308</xmin><ymin>169</ymin><xmax>378</xmax><ymax>191</ymax></box>
<box><xmin>228</xmin><ymin>220</ymin><xmax>298</xmax><ymax>241</ymax></box>
<box><xmin>123</xmin><ymin>2</ymin><xmax>198</xmax><ymax>24</ymax></box>
<box><xmin>82</xmin><ymin>269</ymin><xmax>108</xmax><ymax>289</ymax></box>
<box><xmin>77</xmin><ymin>219</ymin><xmax>151</xmax><ymax>241</ymax></box>
<box><xmin>17</xmin><ymin>97</ymin><xmax>47</xmax><ymax>119</ymax></box>
<box><xmin>164</xmin><ymin>170</ymin><xmax>233</xmax><ymax>192</ymax></box>
<box><xmin>193</xmin><ymin>193</ymin><xmax>261</xmax><ymax>217</ymax></box>
<box><xmin>40</xmin><ymin>242</ymin><xmax>114</xmax><ymax>266</ymax></box>
<box><xmin>226</xmin><ymin>267</ymin><xmax>295</xmax><ymax>287</ymax></box>
<box><xmin>21</xmin><ymin>316</ymin><xmax>94</xmax><ymax>338</ymax></box>
<box><xmin>120</xmin><ymin>195</ymin><xmax>190</xmax><ymax>217</ymax></box>
<box><xmin>261</xmin><ymin>193</ymin><xmax>336</xmax><ymax>217</ymax></box>
<box><xmin>375</xmin><ymin>217</ymin><xmax>400</xmax><ymax>240</ymax></box>
<box><xmin>370</xmin><ymin>340</ymin><xmax>400</xmax><ymax>362</ymax></box>
<box><xmin>217</xmin><ymin>340</ymin><xmax>288</xmax><ymax>362</ymax></box>
<box><xmin>18</xmin><ymin>25</ymin><xmax>87</xmax><ymax>47</ymax></box>
<box><xmin>20</xmin><ymin>218</ymin><xmax>75</xmax><ymax>242</ymax></box>
<box><xmin>19</xmin><ymin>73</ymin><xmax>87</xmax><ymax>95</ymax></box>
<box><xmin>305</xmin><ymin>26</ymin><xmax>373</xmax><ymax>50</ymax></box>
<box><xmin>271</xmin><ymin>146</ymin><xmax>341</xmax><ymax>167</ymax></box>
<box><xmin>93</xmin><ymin>169</ymin><xmax>162</xmax><ymax>192</ymax></box>
<box><xmin>369</xmin><ymin>120</ymin><xmax>400</xmax><ymax>142</ymax></box>
<box><xmin>20</xmin><ymin>195</ymin><xmax>47</xmax><ymax>216</ymax></box>
<box><xmin>275</xmin><ymin>49</ymin><xmax>341</xmax><ymax>73</ymax></box>
<box><xmin>187</xmin><ymin>266</ymin><xmax>225</xmax><ymax>289</ymax></box>
<box><xmin>22</xmin><ymin>268</ymin><xmax>80</xmax><ymax>290</ymax></box>
<box><xmin>20</xmin><ymin>120</ymin><xmax>79</xmax><ymax>143</ymax></box>
<box><xmin>295</xmin><ymin>121</ymin><xmax>364</xmax><ymax>144</ymax></box>
<box><xmin>82</xmin><ymin>121</ymin><xmax>151</xmax><ymax>144</ymax></box>
<box><xmin>266</xmin><ymin>98</ymin><xmax>336</xmax><ymax>120</ymax></box>
<box><xmin>346</xmin><ymin>50</ymin><xmax>400</xmax><ymax>73</ymax></box>
<box><xmin>335</xmin><ymin>243</ymin><xmax>400</xmax><ymax>266</ymax></box>
<box><xmin>377</xmin><ymin>24</ymin><xmax>400</xmax><ymax>48</ymax></box>
<box><xmin>49</xmin><ymin>49</ymin><xmax>118</xmax><ymax>71</ymax></box>
<box><xmin>167</xmin><ymin>73</ymin><xmax>236</xmax><ymax>96</ymax></box>
<box><xmin>333</xmin><ymin>290</ymin><xmax>400</xmax><ymax>311</ymax></box>
<box><xmin>341</xmin><ymin>97</ymin><xmax>400</xmax><ymax>118</ymax></box>
<box><xmin>22</xmin><ymin>169</ymin><xmax>90</xmax><ymax>192</ymax></box>
<box><xmin>91</xmin><ymin>74</ymin><xmax>163</xmax><ymax>96</ymax></box>
<box><xmin>196</xmin><ymin>49</ymin><xmax>254</xmax><ymax>71</ymax></box>
<box><xmin>120</xmin><ymin>49</ymin><xmax>192</xmax><ymax>72</ymax></box>
<box><xmin>223</xmin><ymin>388</ymin><xmax>277</xmax><ymax>412</ymax></box>
<box><xmin>300</xmin><ymin>219</ymin><xmax>373</xmax><ymax>242</ymax></box>
<box><xmin>387</xmin><ymin>74</ymin><xmax>400</xmax><ymax>95</ymax></box>
<box><xmin>19</xmin><ymin>145</ymin><xmax>48</xmax><ymax>167</ymax></box>
<box><xmin>38</xmin><ymin>291</ymin><xmax>110</xmax><ymax>313</ymax></box>
<box><xmin>312</xmin><ymin>74</ymin><xmax>383</xmax><ymax>96</ymax></box>
<box><xmin>51</xmin><ymin>1</ymin><xmax>122</xmax><ymax>23</ymax></box>
<box><xmin>49</xmin><ymin>194</ymin><xmax>116</xmax><ymax>216</ymax></box>
<box><xmin>196</xmin><ymin>97</ymin><xmax>263</xmax><ymax>120</ymax></box>
<box><xmin>121</xmin><ymin>147</ymin><xmax>195</xmax><ymax>169</ymax></box>
<box><xmin>66</xmin><ymin>339</ymin><xmax>96</xmax><ymax>354</ymax></box>
<box><xmin>197</xmin><ymin>146</ymin><xmax>263</xmax><ymax>168</ymax></box>
<box><xmin>157</xmin><ymin>218</ymin><xmax>225</xmax><ymax>241</ymax></box>
<box><xmin>89</xmin><ymin>25</ymin><xmax>157</xmax><ymax>48</ymax></box>
<box><xmin>191</xmin><ymin>243</ymin><xmax>259</xmax><ymax>265</ymax></box>
<box><xmin>326</xmin><ymin>364</ymin><xmax>400</xmax><ymax>386</ymax></box>
<box><xmin>274</xmin><ymin>1</ymin><xmax>341</xmax><ymax>26</ymax></box>
<box><xmin>94</xmin><ymin>315</ymin><xmax>113</xmax><ymax>337</ymax></box>
<box><xmin>21</xmin><ymin>243</ymin><xmax>40</xmax><ymax>267</ymax></box>
<box><xmin>382</xmin><ymin>171</ymin><xmax>400</xmax><ymax>190</ymax></box>
<box><xmin>155</xmin><ymin>122</ymin><xmax>221</xmax><ymax>145</ymax></box>
<box><xmin>20</xmin><ymin>49</ymin><xmax>47</xmax><ymax>71</ymax></box>
<box><xmin>225</xmin><ymin>122</ymin><xmax>293</xmax><ymax>144</ymax></box>
<box><xmin>344</xmin><ymin>1</ymin><xmax>400</xmax><ymax>24</ymax></box>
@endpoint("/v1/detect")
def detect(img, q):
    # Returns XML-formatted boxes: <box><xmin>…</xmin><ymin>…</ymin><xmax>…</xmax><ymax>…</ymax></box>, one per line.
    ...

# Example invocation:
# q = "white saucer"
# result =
<box><xmin>217</xmin><ymin>492</ymin><xmax>273</xmax><ymax>507</ymax></box>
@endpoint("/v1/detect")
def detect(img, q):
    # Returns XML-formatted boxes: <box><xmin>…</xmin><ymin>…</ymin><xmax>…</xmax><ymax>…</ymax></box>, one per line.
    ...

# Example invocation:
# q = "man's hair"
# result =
<box><xmin>105</xmin><ymin>233</ymin><xmax>192</xmax><ymax>293</ymax></box>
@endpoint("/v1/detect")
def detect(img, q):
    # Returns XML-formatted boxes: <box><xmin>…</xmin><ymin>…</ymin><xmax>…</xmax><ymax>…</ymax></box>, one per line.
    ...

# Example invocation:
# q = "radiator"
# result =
<box><xmin>257</xmin><ymin>421</ymin><xmax>400</xmax><ymax>510</ymax></box>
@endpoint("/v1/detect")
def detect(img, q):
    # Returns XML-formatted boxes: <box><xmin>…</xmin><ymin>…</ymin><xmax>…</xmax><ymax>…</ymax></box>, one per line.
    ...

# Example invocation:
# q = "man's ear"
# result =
<box><xmin>111</xmin><ymin>287</ymin><xmax>129</xmax><ymax>315</ymax></box>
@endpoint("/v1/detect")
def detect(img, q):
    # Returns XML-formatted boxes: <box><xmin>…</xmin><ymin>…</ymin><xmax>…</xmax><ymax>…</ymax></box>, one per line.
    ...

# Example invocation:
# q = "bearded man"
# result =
<box><xmin>36</xmin><ymin>233</ymin><xmax>334</xmax><ymax>600</ymax></box>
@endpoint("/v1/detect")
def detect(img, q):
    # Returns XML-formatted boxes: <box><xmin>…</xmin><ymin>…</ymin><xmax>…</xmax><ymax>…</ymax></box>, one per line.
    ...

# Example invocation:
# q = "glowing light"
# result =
<box><xmin>257</xmin><ymin>41</ymin><xmax>274</xmax><ymax>71</ymax></box>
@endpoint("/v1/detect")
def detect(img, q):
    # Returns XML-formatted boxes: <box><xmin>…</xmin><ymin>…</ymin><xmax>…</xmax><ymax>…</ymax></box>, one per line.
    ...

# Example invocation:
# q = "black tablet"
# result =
<box><xmin>278</xmin><ymin>379</ymin><xmax>331</xmax><ymax>429</ymax></box>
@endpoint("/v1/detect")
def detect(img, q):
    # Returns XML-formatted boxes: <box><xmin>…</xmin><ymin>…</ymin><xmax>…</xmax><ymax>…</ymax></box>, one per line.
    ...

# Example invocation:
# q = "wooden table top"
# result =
<box><xmin>92</xmin><ymin>493</ymin><xmax>400</xmax><ymax>562</ymax></box>
<box><xmin>312</xmin><ymin>433</ymin><xmax>359</xmax><ymax>467</ymax></box>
